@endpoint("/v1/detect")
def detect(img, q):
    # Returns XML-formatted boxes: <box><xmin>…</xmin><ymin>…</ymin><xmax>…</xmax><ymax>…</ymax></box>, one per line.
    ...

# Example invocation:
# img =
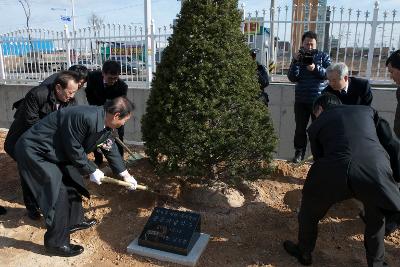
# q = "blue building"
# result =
<box><xmin>1</xmin><ymin>36</ymin><xmax>55</xmax><ymax>56</ymax></box>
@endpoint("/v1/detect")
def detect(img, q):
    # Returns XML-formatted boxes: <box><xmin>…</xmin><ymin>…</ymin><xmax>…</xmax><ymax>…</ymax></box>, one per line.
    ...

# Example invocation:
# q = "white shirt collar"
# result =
<box><xmin>342</xmin><ymin>82</ymin><xmax>349</xmax><ymax>93</ymax></box>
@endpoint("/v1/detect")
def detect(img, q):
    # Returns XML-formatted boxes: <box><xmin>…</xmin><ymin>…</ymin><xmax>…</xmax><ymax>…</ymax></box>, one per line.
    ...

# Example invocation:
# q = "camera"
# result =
<box><xmin>298</xmin><ymin>48</ymin><xmax>317</xmax><ymax>65</ymax></box>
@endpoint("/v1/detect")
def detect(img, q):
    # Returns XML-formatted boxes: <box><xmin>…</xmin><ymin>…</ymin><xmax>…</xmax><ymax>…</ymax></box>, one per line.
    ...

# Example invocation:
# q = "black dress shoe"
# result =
<box><xmin>292</xmin><ymin>150</ymin><xmax>305</xmax><ymax>163</ymax></box>
<box><xmin>283</xmin><ymin>240</ymin><xmax>312</xmax><ymax>266</ymax></box>
<box><xmin>385</xmin><ymin>213</ymin><xmax>400</xmax><ymax>236</ymax></box>
<box><xmin>70</xmin><ymin>219</ymin><xmax>97</xmax><ymax>233</ymax></box>
<box><xmin>45</xmin><ymin>244</ymin><xmax>84</xmax><ymax>257</ymax></box>
<box><xmin>385</xmin><ymin>222</ymin><xmax>399</xmax><ymax>236</ymax></box>
<box><xmin>27</xmin><ymin>208</ymin><xmax>41</xmax><ymax>220</ymax></box>
<box><xmin>0</xmin><ymin>206</ymin><xmax>6</xmax><ymax>215</ymax></box>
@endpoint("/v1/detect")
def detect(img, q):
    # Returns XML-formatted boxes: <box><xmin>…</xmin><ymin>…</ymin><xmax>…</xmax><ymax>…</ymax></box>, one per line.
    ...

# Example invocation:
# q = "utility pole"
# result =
<box><xmin>366</xmin><ymin>1</ymin><xmax>379</xmax><ymax>79</ymax></box>
<box><xmin>0</xmin><ymin>42</ymin><xmax>5</xmax><ymax>82</ymax></box>
<box><xmin>269</xmin><ymin>0</ymin><xmax>276</xmax><ymax>66</ymax></box>
<box><xmin>145</xmin><ymin>0</ymin><xmax>154</xmax><ymax>88</ymax></box>
<box><xmin>71</xmin><ymin>0</ymin><xmax>76</xmax><ymax>33</ymax></box>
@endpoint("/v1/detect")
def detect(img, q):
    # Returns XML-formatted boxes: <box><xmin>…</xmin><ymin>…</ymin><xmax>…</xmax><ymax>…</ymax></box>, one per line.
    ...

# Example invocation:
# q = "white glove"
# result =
<box><xmin>90</xmin><ymin>169</ymin><xmax>104</xmax><ymax>185</ymax></box>
<box><xmin>119</xmin><ymin>170</ymin><xmax>138</xmax><ymax>190</ymax></box>
<box><xmin>124</xmin><ymin>175</ymin><xmax>138</xmax><ymax>190</ymax></box>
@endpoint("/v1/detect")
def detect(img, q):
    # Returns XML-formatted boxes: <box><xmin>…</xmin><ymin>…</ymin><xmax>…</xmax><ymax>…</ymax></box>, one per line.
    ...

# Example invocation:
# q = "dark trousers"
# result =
<box><xmin>94</xmin><ymin>126</ymin><xmax>124</xmax><ymax>164</ymax></box>
<box><xmin>44</xmin><ymin>180</ymin><xmax>84</xmax><ymax>247</ymax></box>
<box><xmin>298</xmin><ymin>194</ymin><xmax>386</xmax><ymax>267</ymax></box>
<box><xmin>394</xmin><ymin>103</ymin><xmax>400</xmax><ymax>138</ymax></box>
<box><xmin>20</xmin><ymin>173</ymin><xmax>38</xmax><ymax>212</ymax></box>
<box><xmin>5</xmin><ymin>134</ymin><xmax>38</xmax><ymax>212</ymax></box>
<box><xmin>294</xmin><ymin>102</ymin><xmax>315</xmax><ymax>151</ymax></box>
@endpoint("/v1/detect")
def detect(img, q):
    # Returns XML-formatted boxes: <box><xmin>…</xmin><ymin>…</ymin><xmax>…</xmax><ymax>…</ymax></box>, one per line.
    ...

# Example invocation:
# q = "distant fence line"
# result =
<box><xmin>0</xmin><ymin>2</ymin><xmax>399</xmax><ymax>86</ymax></box>
<box><xmin>0</xmin><ymin>23</ymin><xmax>172</xmax><ymax>86</ymax></box>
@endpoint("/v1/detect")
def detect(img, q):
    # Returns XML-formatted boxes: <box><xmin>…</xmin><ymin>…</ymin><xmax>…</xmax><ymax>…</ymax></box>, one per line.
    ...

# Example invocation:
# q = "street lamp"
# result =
<box><xmin>50</xmin><ymin>7</ymin><xmax>67</xmax><ymax>17</ymax></box>
<box><xmin>50</xmin><ymin>7</ymin><xmax>71</xmax><ymax>28</ymax></box>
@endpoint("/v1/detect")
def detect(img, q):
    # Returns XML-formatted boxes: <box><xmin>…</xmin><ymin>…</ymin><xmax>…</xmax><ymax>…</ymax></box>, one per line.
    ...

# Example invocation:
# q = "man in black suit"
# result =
<box><xmin>14</xmin><ymin>97</ymin><xmax>137</xmax><ymax>257</ymax></box>
<box><xmin>4</xmin><ymin>71</ymin><xmax>80</xmax><ymax>220</ymax></box>
<box><xmin>384</xmin><ymin>49</ymin><xmax>400</xmax><ymax>235</ymax></box>
<box><xmin>386</xmin><ymin>50</ymin><xmax>400</xmax><ymax>138</ymax></box>
<box><xmin>85</xmin><ymin>60</ymin><xmax>128</xmax><ymax>165</ymax></box>
<box><xmin>323</xmin><ymin>62</ymin><xmax>373</xmax><ymax>105</ymax></box>
<box><xmin>283</xmin><ymin>94</ymin><xmax>400</xmax><ymax>267</ymax></box>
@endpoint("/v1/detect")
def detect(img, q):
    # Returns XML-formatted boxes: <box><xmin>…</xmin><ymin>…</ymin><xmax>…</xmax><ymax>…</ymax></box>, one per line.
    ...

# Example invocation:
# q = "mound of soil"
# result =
<box><xmin>0</xmin><ymin>130</ymin><xmax>399</xmax><ymax>266</ymax></box>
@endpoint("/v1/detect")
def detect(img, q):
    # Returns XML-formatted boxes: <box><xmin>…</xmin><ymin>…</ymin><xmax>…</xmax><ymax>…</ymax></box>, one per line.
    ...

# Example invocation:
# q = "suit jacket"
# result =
<box><xmin>394</xmin><ymin>87</ymin><xmax>400</xmax><ymax>138</ymax></box>
<box><xmin>4</xmin><ymin>83</ymin><xmax>77</xmax><ymax>160</ymax></box>
<box><xmin>306</xmin><ymin>105</ymin><xmax>400</xmax><ymax>211</ymax></box>
<box><xmin>15</xmin><ymin>105</ymin><xmax>126</xmax><ymax>225</ymax></box>
<box><xmin>40</xmin><ymin>73</ymin><xmax>59</xmax><ymax>86</ymax></box>
<box><xmin>375</xmin><ymin>115</ymin><xmax>400</xmax><ymax>182</ymax></box>
<box><xmin>85</xmin><ymin>70</ymin><xmax>128</xmax><ymax>106</ymax></box>
<box><xmin>322</xmin><ymin>77</ymin><xmax>373</xmax><ymax>105</ymax></box>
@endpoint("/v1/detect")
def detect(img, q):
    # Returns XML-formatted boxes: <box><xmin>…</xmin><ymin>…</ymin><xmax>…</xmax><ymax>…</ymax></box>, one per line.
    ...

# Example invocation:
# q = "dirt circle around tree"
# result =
<box><xmin>0</xmin><ymin>130</ymin><xmax>399</xmax><ymax>267</ymax></box>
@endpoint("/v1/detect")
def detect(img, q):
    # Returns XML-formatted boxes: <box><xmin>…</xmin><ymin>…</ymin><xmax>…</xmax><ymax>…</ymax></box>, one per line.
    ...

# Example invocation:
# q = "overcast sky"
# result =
<box><xmin>0</xmin><ymin>0</ymin><xmax>399</xmax><ymax>33</ymax></box>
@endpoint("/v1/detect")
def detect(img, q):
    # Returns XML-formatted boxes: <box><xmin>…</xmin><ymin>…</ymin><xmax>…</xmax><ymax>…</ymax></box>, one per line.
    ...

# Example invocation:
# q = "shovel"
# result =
<box><xmin>100</xmin><ymin>176</ymin><xmax>172</xmax><ymax>199</ymax></box>
<box><xmin>100</xmin><ymin>176</ymin><xmax>148</xmax><ymax>191</ymax></box>
<box><xmin>114</xmin><ymin>136</ymin><xmax>144</xmax><ymax>164</ymax></box>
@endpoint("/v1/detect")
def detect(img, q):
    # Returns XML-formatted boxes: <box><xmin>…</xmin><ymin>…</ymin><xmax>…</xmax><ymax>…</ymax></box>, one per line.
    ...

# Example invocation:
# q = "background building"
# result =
<box><xmin>291</xmin><ymin>0</ymin><xmax>328</xmax><ymax>53</ymax></box>
<box><xmin>244</xmin><ymin>17</ymin><xmax>270</xmax><ymax>65</ymax></box>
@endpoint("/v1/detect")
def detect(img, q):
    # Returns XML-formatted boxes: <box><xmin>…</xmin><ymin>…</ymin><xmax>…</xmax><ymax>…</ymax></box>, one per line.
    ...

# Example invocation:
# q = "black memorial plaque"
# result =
<box><xmin>138</xmin><ymin>207</ymin><xmax>201</xmax><ymax>256</ymax></box>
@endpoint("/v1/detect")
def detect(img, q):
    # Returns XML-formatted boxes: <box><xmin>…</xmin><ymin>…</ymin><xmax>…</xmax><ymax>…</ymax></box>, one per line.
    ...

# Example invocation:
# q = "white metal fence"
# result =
<box><xmin>0</xmin><ymin>23</ymin><xmax>172</xmax><ymax>86</ymax></box>
<box><xmin>0</xmin><ymin>2</ymin><xmax>399</xmax><ymax>86</ymax></box>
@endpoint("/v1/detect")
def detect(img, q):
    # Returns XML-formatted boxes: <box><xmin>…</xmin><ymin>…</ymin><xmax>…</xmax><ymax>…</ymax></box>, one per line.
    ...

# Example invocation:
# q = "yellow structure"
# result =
<box><xmin>291</xmin><ymin>0</ymin><xmax>326</xmax><ymax>53</ymax></box>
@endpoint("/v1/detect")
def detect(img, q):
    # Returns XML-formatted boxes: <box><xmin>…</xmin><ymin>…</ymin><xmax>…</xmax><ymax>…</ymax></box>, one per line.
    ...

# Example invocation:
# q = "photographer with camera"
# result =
<box><xmin>287</xmin><ymin>31</ymin><xmax>331</xmax><ymax>163</ymax></box>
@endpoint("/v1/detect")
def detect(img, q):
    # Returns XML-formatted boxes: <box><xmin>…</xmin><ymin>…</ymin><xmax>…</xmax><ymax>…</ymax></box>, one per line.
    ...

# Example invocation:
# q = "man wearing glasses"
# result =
<box><xmin>85</xmin><ymin>60</ymin><xmax>128</xmax><ymax>166</ymax></box>
<box><xmin>4</xmin><ymin>71</ymin><xmax>81</xmax><ymax>220</ymax></box>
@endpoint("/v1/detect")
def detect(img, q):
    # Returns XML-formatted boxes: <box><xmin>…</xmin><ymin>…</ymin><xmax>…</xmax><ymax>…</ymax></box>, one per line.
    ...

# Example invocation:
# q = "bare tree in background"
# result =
<box><xmin>18</xmin><ymin>0</ymin><xmax>34</xmax><ymax>56</ymax></box>
<box><xmin>88</xmin><ymin>13</ymin><xmax>104</xmax><ymax>28</ymax></box>
<box><xmin>88</xmin><ymin>13</ymin><xmax>104</xmax><ymax>63</ymax></box>
<box><xmin>18</xmin><ymin>0</ymin><xmax>31</xmax><ymax>31</ymax></box>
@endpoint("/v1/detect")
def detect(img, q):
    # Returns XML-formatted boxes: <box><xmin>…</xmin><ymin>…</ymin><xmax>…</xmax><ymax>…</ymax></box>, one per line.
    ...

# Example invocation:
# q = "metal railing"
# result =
<box><xmin>0</xmin><ymin>23</ymin><xmax>172</xmax><ymax>87</ymax></box>
<box><xmin>0</xmin><ymin>2</ymin><xmax>399</xmax><ymax>86</ymax></box>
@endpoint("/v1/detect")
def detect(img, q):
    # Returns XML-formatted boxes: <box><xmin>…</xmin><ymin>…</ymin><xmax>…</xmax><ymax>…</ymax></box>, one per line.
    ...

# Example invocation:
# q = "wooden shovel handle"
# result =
<box><xmin>114</xmin><ymin>136</ymin><xmax>136</xmax><ymax>158</ymax></box>
<box><xmin>101</xmin><ymin>176</ymin><xmax>148</xmax><ymax>191</ymax></box>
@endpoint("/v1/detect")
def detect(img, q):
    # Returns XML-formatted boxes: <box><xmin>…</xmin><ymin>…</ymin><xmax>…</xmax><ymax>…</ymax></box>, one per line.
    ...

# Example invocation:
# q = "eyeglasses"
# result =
<box><xmin>107</xmin><ymin>76</ymin><xmax>119</xmax><ymax>81</ymax></box>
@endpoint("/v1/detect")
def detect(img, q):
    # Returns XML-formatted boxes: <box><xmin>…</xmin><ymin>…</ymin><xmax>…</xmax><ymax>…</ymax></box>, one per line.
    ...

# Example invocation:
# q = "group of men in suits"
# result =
<box><xmin>284</xmin><ymin>50</ymin><xmax>400</xmax><ymax>267</ymax></box>
<box><xmin>288</xmin><ymin>31</ymin><xmax>374</xmax><ymax>164</ymax></box>
<box><xmin>4</xmin><ymin>65</ymin><xmax>88</xmax><ymax>220</ymax></box>
<box><xmin>1</xmin><ymin>41</ymin><xmax>400</xmax><ymax>265</ymax></box>
<box><xmin>1</xmin><ymin>60</ymin><xmax>136</xmax><ymax>257</ymax></box>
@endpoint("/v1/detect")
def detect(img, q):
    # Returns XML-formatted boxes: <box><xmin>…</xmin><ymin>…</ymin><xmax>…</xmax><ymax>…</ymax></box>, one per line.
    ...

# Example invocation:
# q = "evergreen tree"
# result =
<box><xmin>142</xmin><ymin>0</ymin><xmax>277</xmax><ymax>180</ymax></box>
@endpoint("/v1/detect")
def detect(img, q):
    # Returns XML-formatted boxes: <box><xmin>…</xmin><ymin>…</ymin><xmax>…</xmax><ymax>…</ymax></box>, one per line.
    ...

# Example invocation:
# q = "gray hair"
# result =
<box><xmin>326</xmin><ymin>62</ymin><xmax>349</xmax><ymax>79</ymax></box>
